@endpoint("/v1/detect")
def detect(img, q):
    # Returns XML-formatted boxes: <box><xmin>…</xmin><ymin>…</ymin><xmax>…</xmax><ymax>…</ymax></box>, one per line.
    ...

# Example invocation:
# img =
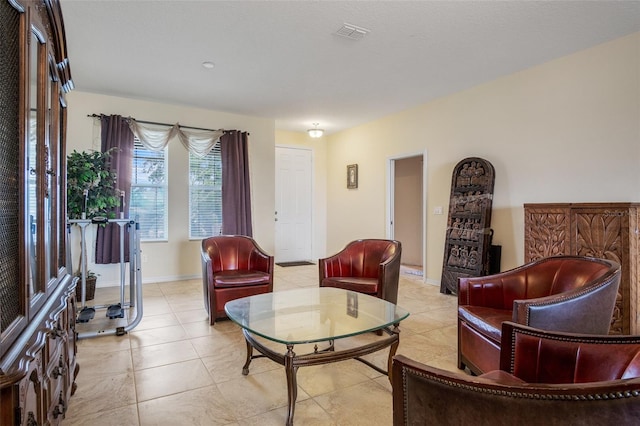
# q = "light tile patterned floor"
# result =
<box><xmin>63</xmin><ymin>264</ymin><xmax>460</xmax><ymax>425</ymax></box>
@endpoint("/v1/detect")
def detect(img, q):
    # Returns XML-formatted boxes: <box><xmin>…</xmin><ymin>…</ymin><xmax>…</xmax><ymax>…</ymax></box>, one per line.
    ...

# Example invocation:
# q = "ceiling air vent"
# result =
<box><xmin>334</xmin><ymin>23</ymin><xmax>370</xmax><ymax>40</ymax></box>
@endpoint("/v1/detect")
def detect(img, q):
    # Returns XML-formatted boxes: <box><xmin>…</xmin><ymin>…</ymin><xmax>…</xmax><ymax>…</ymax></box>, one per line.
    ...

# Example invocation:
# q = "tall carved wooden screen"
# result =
<box><xmin>524</xmin><ymin>203</ymin><xmax>640</xmax><ymax>334</ymax></box>
<box><xmin>440</xmin><ymin>157</ymin><xmax>495</xmax><ymax>294</ymax></box>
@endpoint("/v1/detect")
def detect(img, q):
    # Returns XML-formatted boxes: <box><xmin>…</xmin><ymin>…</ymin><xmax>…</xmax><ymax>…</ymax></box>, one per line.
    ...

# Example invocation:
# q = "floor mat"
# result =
<box><xmin>401</xmin><ymin>265</ymin><xmax>424</xmax><ymax>276</ymax></box>
<box><xmin>276</xmin><ymin>261</ymin><xmax>315</xmax><ymax>267</ymax></box>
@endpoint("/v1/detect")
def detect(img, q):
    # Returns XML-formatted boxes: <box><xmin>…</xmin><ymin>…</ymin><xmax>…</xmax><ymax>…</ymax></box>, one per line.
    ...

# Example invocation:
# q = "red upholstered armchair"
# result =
<box><xmin>392</xmin><ymin>322</ymin><xmax>640</xmax><ymax>426</ymax></box>
<box><xmin>201</xmin><ymin>235</ymin><xmax>274</xmax><ymax>325</ymax></box>
<box><xmin>458</xmin><ymin>255</ymin><xmax>620</xmax><ymax>375</ymax></box>
<box><xmin>319</xmin><ymin>239</ymin><xmax>402</xmax><ymax>304</ymax></box>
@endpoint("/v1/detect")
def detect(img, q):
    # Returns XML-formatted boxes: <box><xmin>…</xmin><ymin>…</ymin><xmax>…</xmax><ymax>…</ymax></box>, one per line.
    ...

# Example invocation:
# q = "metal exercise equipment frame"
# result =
<box><xmin>67</xmin><ymin>217</ymin><xmax>143</xmax><ymax>339</ymax></box>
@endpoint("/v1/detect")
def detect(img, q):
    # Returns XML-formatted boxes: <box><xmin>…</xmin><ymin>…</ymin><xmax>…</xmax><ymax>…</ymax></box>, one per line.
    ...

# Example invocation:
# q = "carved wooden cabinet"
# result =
<box><xmin>524</xmin><ymin>203</ymin><xmax>640</xmax><ymax>334</ymax></box>
<box><xmin>440</xmin><ymin>157</ymin><xmax>495</xmax><ymax>294</ymax></box>
<box><xmin>0</xmin><ymin>0</ymin><xmax>77</xmax><ymax>424</ymax></box>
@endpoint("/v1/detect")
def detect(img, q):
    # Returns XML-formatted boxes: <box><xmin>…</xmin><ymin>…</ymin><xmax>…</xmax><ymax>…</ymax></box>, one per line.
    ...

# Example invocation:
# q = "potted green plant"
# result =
<box><xmin>66</xmin><ymin>149</ymin><xmax>121</xmax><ymax>298</ymax></box>
<box><xmin>66</xmin><ymin>148</ymin><xmax>121</xmax><ymax>220</ymax></box>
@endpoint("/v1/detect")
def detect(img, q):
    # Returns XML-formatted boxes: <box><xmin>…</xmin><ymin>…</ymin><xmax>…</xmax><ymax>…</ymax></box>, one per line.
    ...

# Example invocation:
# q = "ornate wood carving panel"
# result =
<box><xmin>524</xmin><ymin>207</ymin><xmax>571</xmax><ymax>260</ymax></box>
<box><xmin>524</xmin><ymin>203</ymin><xmax>640</xmax><ymax>334</ymax></box>
<box><xmin>572</xmin><ymin>208</ymin><xmax>630</xmax><ymax>335</ymax></box>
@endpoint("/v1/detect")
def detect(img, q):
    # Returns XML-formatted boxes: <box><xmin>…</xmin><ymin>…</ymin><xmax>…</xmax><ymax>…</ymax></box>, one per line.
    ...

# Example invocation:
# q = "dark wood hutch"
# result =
<box><xmin>0</xmin><ymin>0</ymin><xmax>77</xmax><ymax>424</ymax></box>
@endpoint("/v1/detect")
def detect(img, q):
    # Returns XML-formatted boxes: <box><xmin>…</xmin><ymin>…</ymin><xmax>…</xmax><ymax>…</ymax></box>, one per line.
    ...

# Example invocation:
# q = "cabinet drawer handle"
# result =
<box><xmin>52</xmin><ymin>366</ymin><xmax>65</xmax><ymax>379</ymax></box>
<box><xmin>27</xmin><ymin>411</ymin><xmax>38</xmax><ymax>426</ymax></box>
<box><xmin>52</xmin><ymin>360</ymin><xmax>66</xmax><ymax>379</ymax></box>
<box><xmin>52</xmin><ymin>404</ymin><xmax>62</xmax><ymax>419</ymax></box>
<box><xmin>52</xmin><ymin>396</ymin><xmax>66</xmax><ymax>419</ymax></box>
<box><xmin>50</xmin><ymin>327</ymin><xmax>64</xmax><ymax>339</ymax></box>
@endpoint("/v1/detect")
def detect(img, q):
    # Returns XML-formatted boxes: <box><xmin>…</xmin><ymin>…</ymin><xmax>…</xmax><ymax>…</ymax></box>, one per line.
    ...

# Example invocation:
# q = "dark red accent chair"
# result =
<box><xmin>393</xmin><ymin>321</ymin><xmax>640</xmax><ymax>425</ymax></box>
<box><xmin>458</xmin><ymin>255</ymin><xmax>621</xmax><ymax>375</ymax></box>
<box><xmin>319</xmin><ymin>239</ymin><xmax>402</xmax><ymax>304</ymax></box>
<box><xmin>201</xmin><ymin>235</ymin><xmax>274</xmax><ymax>325</ymax></box>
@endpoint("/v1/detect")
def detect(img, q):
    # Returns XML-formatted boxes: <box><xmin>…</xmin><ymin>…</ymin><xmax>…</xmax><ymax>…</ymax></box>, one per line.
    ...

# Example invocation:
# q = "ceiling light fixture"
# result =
<box><xmin>201</xmin><ymin>61</ymin><xmax>215</xmax><ymax>69</ymax></box>
<box><xmin>307</xmin><ymin>123</ymin><xmax>324</xmax><ymax>138</ymax></box>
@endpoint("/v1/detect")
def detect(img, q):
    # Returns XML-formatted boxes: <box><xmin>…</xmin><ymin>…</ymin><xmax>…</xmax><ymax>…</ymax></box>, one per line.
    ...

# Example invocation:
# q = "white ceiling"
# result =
<box><xmin>60</xmin><ymin>1</ymin><xmax>640</xmax><ymax>135</ymax></box>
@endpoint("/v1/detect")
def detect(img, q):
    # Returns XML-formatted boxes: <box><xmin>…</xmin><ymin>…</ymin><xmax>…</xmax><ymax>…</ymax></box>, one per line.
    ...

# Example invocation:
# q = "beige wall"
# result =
<box><xmin>65</xmin><ymin>32</ymin><xmax>639</xmax><ymax>287</ymax></box>
<box><xmin>324</xmin><ymin>32</ymin><xmax>640</xmax><ymax>284</ymax></box>
<box><xmin>66</xmin><ymin>91</ymin><xmax>275</xmax><ymax>284</ymax></box>
<box><xmin>274</xmin><ymin>130</ymin><xmax>328</xmax><ymax>260</ymax></box>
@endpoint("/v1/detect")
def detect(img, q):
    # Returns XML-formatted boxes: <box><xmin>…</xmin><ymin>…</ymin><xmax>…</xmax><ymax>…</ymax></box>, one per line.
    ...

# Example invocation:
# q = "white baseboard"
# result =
<box><xmin>424</xmin><ymin>278</ymin><xmax>440</xmax><ymax>287</ymax></box>
<box><xmin>95</xmin><ymin>274</ymin><xmax>201</xmax><ymax>288</ymax></box>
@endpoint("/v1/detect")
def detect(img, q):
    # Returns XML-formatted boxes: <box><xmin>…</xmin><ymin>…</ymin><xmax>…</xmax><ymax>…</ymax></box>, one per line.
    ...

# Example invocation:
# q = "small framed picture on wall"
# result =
<box><xmin>347</xmin><ymin>164</ymin><xmax>358</xmax><ymax>189</ymax></box>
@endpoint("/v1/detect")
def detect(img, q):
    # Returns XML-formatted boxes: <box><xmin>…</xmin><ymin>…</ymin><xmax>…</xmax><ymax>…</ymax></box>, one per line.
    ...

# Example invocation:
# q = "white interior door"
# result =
<box><xmin>275</xmin><ymin>146</ymin><xmax>312</xmax><ymax>262</ymax></box>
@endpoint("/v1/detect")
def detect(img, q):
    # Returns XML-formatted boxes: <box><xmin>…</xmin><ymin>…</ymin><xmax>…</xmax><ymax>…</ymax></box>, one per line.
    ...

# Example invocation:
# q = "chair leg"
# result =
<box><xmin>208</xmin><ymin>285</ymin><xmax>216</xmax><ymax>326</ymax></box>
<box><xmin>458</xmin><ymin>353</ymin><xmax>466</xmax><ymax>370</ymax></box>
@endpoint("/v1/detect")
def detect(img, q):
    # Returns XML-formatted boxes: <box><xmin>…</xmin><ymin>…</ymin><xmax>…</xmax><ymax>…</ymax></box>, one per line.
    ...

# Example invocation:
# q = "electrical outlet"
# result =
<box><xmin>434</xmin><ymin>206</ymin><xmax>444</xmax><ymax>215</ymax></box>
<box><xmin>142</xmin><ymin>255</ymin><xmax>148</xmax><ymax>263</ymax></box>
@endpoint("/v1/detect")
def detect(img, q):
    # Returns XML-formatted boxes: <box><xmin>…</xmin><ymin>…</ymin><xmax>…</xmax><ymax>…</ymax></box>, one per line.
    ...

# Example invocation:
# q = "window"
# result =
<box><xmin>130</xmin><ymin>138</ymin><xmax>167</xmax><ymax>240</ymax></box>
<box><xmin>189</xmin><ymin>143</ymin><xmax>222</xmax><ymax>239</ymax></box>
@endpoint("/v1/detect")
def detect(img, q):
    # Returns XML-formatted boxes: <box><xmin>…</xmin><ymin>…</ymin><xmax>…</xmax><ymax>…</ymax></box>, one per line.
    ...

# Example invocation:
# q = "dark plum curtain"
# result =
<box><xmin>95</xmin><ymin>115</ymin><xmax>134</xmax><ymax>263</ymax></box>
<box><xmin>220</xmin><ymin>131</ymin><xmax>252</xmax><ymax>236</ymax></box>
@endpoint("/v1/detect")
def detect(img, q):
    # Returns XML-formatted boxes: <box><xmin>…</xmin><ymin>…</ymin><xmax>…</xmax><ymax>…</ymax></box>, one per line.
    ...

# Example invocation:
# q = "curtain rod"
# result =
<box><xmin>87</xmin><ymin>113</ymin><xmax>222</xmax><ymax>133</ymax></box>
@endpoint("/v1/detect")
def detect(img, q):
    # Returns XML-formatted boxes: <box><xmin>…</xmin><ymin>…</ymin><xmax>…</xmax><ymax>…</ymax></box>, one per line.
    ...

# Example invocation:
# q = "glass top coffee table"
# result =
<box><xmin>225</xmin><ymin>287</ymin><xmax>409</xmax><ymax>425</ymax></box>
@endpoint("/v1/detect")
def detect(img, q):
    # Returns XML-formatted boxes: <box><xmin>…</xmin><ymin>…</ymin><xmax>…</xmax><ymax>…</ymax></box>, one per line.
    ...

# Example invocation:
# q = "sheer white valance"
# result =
<box><xmin>128</xmin><ymin>119</ymin><xmax>224</xmax><ymax>158</ymax></box>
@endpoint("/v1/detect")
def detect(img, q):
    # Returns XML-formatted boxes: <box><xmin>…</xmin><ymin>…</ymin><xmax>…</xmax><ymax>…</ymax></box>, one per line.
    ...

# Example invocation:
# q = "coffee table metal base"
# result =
<box><xmin>240</xmin><ymin>325</ymin><xmax>401</xmax><ymax>426</ymax></box>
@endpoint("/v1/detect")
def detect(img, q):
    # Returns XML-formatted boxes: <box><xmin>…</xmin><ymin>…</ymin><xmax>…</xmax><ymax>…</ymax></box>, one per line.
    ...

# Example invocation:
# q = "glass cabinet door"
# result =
<box><xmin>46</xmin><ymin>62</ymin><xmax>69</xmax><ymax>286</ymax></box>
<box><xmin>58</xmin><ymin>98</ymin><xmax>68</xmax><ymax>275</ymax></box>
<box><xmin>27</xmin><ymin>18</ymin><xmax>68</xmax><ymax>312</ymax></box>
<box><xmin>27</xmin><ymin>28</ymin><xmax>41</xmax><ymax>303</ymax></box>
<box><xmin>44</xmin><ymin>61</ymin><xmax>58</xmax><ymax>291</ymax></box>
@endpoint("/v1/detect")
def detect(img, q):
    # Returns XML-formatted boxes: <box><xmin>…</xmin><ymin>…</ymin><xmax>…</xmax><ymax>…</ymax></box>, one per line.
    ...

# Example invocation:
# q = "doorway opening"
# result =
<box><xmin>387</xmin><ymin>152</ymin><xmax>426</xmax><ymax>279</ymax></box>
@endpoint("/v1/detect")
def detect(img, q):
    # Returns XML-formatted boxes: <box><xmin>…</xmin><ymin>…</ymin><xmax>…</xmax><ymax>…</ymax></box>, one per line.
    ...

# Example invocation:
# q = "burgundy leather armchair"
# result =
<box><xmin>393</xmin><ymin>321</ymin><xmax>640</xmax><ymax>426</ymax></box>
<box><xmin>201</xmin><ymin>235</ymin><xmax>274</xmax><ymax>325</ymax></box>
<box><xmin>458</xmin><ymin>255</ymin><xmax>621</xmax><ymax>374</ymax></box>
<box><xmin>319</xmin><ymin>239</ymin><xmax>402</xmax><ymax>304</ymax></box>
